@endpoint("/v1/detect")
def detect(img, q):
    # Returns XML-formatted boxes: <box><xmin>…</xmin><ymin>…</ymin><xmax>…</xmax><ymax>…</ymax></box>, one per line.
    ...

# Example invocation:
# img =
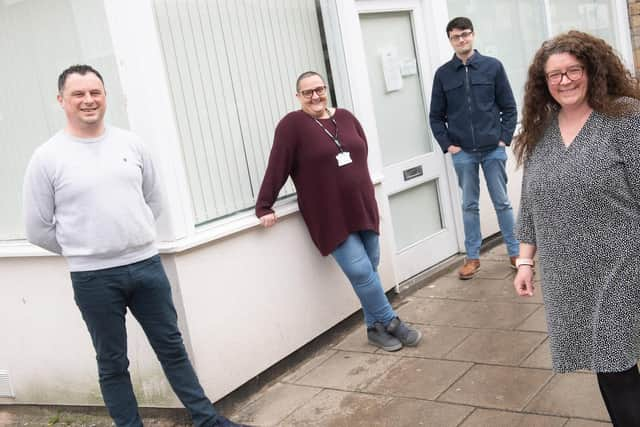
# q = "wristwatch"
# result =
<box><xmin>515</xmin><ymin>258</ymin><xmax>535</xmax><ymax>268</ymax></box>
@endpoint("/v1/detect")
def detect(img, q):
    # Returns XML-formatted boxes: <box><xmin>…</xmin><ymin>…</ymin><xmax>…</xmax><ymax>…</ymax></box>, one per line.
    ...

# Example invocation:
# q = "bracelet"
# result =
<box><xmin>515</xmin><ymin>258</ymin><xmax>535</xmax><ymax>268</ymax></box>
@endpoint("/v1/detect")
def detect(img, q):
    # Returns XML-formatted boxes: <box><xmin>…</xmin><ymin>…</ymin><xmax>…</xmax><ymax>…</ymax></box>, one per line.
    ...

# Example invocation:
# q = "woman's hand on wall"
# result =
<box><xmin>259</xmin><ymin>213</ymin><xmax>277</xmax><ymax>228</ymax></box>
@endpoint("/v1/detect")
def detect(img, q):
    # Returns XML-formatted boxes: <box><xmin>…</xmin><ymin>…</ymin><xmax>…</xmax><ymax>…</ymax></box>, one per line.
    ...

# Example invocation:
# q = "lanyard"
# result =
<box><xmin>313</xmin><ymin>111</ymin><xmax>344</xmax><ymax>152</ymax></box>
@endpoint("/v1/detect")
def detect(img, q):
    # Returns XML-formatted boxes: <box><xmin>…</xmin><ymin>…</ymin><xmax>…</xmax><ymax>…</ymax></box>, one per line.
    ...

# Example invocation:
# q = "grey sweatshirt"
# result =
<box><xmin>22</xmin><ymin>126</ymin><xmax>162</xmax><ymax>271</ymax></box>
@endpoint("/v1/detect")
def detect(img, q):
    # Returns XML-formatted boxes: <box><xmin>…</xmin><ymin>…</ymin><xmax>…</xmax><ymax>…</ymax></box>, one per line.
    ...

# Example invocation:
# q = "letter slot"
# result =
<box><xmin>403</xmin><ymin>165</ymin><xmax>423</xmax><ymax>181</ymax></box>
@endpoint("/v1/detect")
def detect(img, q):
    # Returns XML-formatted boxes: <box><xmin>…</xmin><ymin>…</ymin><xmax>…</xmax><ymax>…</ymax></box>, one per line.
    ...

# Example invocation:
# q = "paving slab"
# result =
<box><xmin>333</xmin><ymin>326</ymin><xmax>378</xmax><ymax>353</ymax></box>
<box><xmin>564</xmin><ymin>419</ymin><xmax>612</xmax><ymax>426</ymax></box>
<box><xmin>521</xmin><ymin>339</ymin><xmax>553</xmax><ymax>370</ymax></box>
<box><xmin>415</xmin><ymin>276</ymin><xmax>510</xmax><ymax>301</ymax></box>
<box><xmin>280</xmin><ymin>389</ymin><xmax>473</xmax><ymax>427</ymax></box>
<box><xmin>365</xmin><ymin>358</ymin><xmax>472</xmax><ymax>400</ymax></box>
<box><xmin>232</xmin><ymin>383</ymin><xmax>322</xmax><ymax>426</ymax></box>
<box><xmin>525</xmin><ymin>372</ymin><xmax>610</xmax><ymax>421</ymax></box>
<box><xmin>280</xmin><ymin>349</ymin><xmax>338</xmax><ymax>384</ymax></box>
<box><xmin>446</xmin><ymin>329</ymin><xmax>547</xmax><ymax>366</ymax></box>
<box><xmin>438</xmin><ymin>365</ymin><xmax>553</xmax><ymax>411</ymax></box>
<box><xmin>293</xmin><ymin>351</ymin><xmax>400</xmax><ymax>392</ymax></box>
<box><xmin>396</xmin><ymin>298</ymin><xmax>539</xmax><ymax>330</ymax></box>
<box><xmin>516</xmin><ymin>305</ymin><xmax>548</xmax><ymax>332</ymax></box>
<box><xmin>460</xmin><ymin>408</ymin><xmax>567</xmax><ymax>426</ymax></box>
<box><xmin>415</xmin><ymin>276</ymin><xmax>543</xmax><ymax>304</ymax></box>
<box><xmin>399</xmin><ymin>325</ymin><xmax>473</xmax><ymax>359</ymax></box>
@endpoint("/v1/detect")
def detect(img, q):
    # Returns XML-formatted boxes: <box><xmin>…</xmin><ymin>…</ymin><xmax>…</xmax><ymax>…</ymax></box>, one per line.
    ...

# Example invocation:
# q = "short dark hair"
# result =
<box><xmin>57</xmin><ymin>64</ymin><xmax>104</xmax><ymax>93</ymax></box>
<box><xmin>296</xmin><ymin>71</ymin><xmax>325</xmax><ymax>92</ymax></box>
<box><xmin>446</xmin><ymin>17</ymin><xmax>473</xmax><ymax>36</ymax></box>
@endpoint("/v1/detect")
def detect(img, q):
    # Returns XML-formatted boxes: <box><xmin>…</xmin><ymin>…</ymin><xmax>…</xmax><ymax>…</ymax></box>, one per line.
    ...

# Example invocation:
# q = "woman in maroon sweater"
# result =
<box><xmin>255</xmin><ymin>71</ymin><xmax>422</xmax><ymax>351</ymax></box>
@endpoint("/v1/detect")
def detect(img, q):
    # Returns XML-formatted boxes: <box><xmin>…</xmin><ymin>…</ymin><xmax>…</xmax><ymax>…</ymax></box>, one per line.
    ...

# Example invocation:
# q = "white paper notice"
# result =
<box><xmin>400</xmin><ymin>58</ymin><xmax>418</xmax><ymax>76</ymax></box>
<box><xmin>381</xmin><ymin>49</ymin><xmax>402</xmax><ymax>92</ymax></box>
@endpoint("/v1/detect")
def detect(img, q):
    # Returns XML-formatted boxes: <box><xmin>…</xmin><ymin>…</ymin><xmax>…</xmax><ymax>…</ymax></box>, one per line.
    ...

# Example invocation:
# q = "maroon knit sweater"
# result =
<box><xmin>255</xmin><ymin>108</ymin><xmax>380</xmax><ymax>255</ymax></box>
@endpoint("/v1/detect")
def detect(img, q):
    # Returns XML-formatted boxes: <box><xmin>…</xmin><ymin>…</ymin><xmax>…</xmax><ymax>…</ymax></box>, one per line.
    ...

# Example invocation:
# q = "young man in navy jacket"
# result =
<box><xmin>429</xmin><ymin>17</ymin><xmax>519</xmax><ymax>279</ymax></box>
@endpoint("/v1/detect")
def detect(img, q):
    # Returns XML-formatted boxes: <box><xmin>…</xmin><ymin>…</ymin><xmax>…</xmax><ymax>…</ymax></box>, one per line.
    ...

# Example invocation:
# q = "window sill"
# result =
<box><xmin>0</xmin><ymin>200</ymin><xmax>300</xmax><ymax>258</ymax></box>
<box><xmin>0</xmin><ymin>241</ymin><xmax>55</xmax><ymax>257</ymax></box>
<box><xmin>0</xmin><ymin>174</ymin><xmax>384</xmax><ymax>258</ymax></box>
<box><xmin>157</xmin><ymin>198</ymin><xmax>301</xmax><ymax>253</ymax></box>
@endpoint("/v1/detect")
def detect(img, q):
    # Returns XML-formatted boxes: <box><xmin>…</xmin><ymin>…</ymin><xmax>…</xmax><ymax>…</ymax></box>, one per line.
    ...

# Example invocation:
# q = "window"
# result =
<box><xmin>153</xmin><ymin>0</ymin><xmax>330</xmax><ymax>225</ymax></box>
<box><xmin>446</xmin><ymin>0</ymin><xmax>548</xmax><ymax>105</ymax></box>
<box><xmin>0</xmin><ymin>0</ymin><xmax>127</xmax><ymax>241</ymax></box>
<box><xmin>549</xmin><ymin>0</ymin><xmax>618</xmax><ymax>49</ymax></box>
<box><xmin>445</xmin><ymin>0</ymin><xmax>626</xmax><ymax>105</ymax></box>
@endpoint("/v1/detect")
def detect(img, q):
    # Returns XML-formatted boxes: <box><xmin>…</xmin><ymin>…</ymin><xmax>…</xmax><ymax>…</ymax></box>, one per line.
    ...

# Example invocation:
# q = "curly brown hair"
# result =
<box><xmin>513</xmin><ymin>30</ymin><xmax>640</xmax><ymax>166</ymax></box>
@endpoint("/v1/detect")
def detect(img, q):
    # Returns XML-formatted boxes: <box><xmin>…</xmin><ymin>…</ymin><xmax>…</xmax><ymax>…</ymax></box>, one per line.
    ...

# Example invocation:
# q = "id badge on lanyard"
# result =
<box><xmin>314</xmin><ymin>112</ymin><xmax>353</xmax><ymax>168</ymax></box>
<box><xmin>336</xmin><ymin>151</ymin><xmax>352</xmax><ymax>167</ymax></box>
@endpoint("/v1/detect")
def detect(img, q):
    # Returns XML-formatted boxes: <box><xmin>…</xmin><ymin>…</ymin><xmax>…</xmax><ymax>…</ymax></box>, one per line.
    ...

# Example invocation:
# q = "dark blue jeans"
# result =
<box><xmin>71</xmin><ymin>255</ymin><xmax>218</xmax><ymax>427</ymax></box>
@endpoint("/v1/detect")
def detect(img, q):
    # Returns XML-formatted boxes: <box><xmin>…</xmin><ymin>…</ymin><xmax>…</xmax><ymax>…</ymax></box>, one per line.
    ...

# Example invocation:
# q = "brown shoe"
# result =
<box><xmin>510</xmin><ymin>256</ymin><xmax>517</xmax><ymax>270</ymax></box>
<box><xmin>458</xmin><ymin>259</ymin><xmax>480</xmax><ymax>280</ymax></box>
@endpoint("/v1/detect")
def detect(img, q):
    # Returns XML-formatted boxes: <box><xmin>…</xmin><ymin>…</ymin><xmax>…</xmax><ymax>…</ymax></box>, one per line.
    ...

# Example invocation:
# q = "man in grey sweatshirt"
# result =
<box><xmin>22</xmin><ymin>65</ymin><xmax>246</xmax><ymax>427</ymax></box>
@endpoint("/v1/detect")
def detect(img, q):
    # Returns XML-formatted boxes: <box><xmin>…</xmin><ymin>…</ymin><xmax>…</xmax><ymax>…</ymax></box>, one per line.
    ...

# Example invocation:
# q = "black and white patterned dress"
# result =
<box><xmin>517</xmin><ymin>100</ymin><xmax>640</xmax><ymax>373</ymax></box>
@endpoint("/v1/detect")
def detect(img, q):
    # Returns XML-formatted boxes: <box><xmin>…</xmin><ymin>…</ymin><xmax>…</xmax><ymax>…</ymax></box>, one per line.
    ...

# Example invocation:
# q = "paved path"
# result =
<box><xmin>228</xmin><ymin>246</ymin><xmax>613</xmax><ymax>426</ymax></box>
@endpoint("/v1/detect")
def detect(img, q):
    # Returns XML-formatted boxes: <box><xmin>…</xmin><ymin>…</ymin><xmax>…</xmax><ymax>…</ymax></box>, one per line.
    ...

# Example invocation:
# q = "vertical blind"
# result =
<box><xmin>153</xmin><ymin>0</ymin><xmax>329</xmax><ymax>224</ymax></box>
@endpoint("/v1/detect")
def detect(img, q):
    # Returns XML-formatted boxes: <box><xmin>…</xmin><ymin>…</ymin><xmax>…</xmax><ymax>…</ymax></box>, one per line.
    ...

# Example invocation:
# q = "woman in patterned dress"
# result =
<box><xmin>513</xmin><ymin>31</ymin><xmax>640</xmax><ymax>426</ymax></box>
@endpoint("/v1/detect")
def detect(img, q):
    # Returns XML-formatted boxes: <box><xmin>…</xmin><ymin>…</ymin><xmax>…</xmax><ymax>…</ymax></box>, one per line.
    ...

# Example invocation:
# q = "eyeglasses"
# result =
<box><xmin>449</xmin><ymin>30</ymin><xmax>473</xmax><ymax>42</ymax></box>
<box><xmin>299</xmin><ymin>85</ymin><xmax>327</xmax><ymax>98</ymax></box>
<box><xmin>546</xmin><ymin>65</ymin><xmax>584</xmax><ymax>85</ymax></box>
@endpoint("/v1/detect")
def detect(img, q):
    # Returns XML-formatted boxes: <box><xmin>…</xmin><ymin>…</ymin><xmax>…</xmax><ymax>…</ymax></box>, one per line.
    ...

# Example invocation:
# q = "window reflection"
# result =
<box><xmin>445</xmin><ymin>0</ymin><xmax>620</xmax><ymax>106</ymax></box>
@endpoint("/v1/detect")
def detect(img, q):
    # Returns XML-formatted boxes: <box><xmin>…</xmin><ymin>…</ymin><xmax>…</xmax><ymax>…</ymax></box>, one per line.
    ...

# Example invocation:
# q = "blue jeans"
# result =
<box><xmin>451</xmin><ymin>146</ymin><xmax>519</xmax><ymax>259</ymax></box>
<box><xmin>331</xmin><ymin>231</ymin><xmax>397</xmax><ymax>328</ymax></box>
<box><xmin>71</xmin><ymin>255</ymin><xmax>218</xmax><ymax>427</ymax></box>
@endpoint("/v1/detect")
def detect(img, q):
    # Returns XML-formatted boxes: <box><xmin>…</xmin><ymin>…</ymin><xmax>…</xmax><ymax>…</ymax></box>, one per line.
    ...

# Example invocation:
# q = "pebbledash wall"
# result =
<box><xmin>0</xmin><ymin>0</ymin><xmax>635</xmax><ymax>408</ymax></box>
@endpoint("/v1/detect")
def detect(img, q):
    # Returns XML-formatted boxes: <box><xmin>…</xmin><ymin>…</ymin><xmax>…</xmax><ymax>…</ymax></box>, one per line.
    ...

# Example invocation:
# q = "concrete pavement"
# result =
<box><xmin>227</xmin><ymin>245</ymin><xmax>612</xmax><ymax>427</ymax></box>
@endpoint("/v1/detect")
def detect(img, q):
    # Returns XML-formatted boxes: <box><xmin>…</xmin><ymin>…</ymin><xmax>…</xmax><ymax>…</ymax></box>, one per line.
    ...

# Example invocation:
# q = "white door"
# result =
<box><xmin>357</xmin><ymin>1</ymin><xmax>458</xmax><ymax>281</ymax></box>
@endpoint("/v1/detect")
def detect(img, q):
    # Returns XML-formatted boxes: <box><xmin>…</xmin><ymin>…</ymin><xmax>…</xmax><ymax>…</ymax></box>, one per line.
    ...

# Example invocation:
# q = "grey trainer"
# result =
<box><xmin>367</xmin><ymin>322</ymin><xmax>402</xmax><ymax>351</ymax></box>
<box><xmin>386</xmin><ymin>317</ymin><xmax>422</xmax><ymax>347</ymax></box>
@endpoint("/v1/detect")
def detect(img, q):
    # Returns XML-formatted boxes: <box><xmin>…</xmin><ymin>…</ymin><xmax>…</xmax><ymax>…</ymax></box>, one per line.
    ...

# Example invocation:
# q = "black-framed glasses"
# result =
<box><xmin>449</xmin><ymin>30</ymin><xmax>473</xmax><ymax>42</ymax></box>
<box><xmin>299</xmin><ymin>85</ymin><xmax>327</xmax><ymax>98</ymax></box>
<box><xmin>546</xmin><ymin>65</ymin><xmax>584</xmax><ymax>85</ymax></box>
